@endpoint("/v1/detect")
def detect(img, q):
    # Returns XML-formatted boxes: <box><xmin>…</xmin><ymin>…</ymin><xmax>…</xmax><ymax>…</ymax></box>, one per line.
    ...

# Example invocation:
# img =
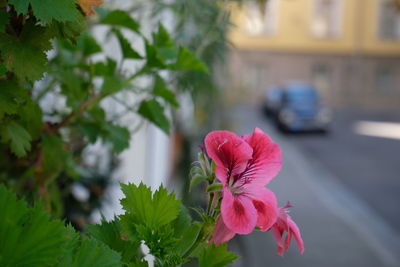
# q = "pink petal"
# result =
<box><xmin>249</xmin><ymin>187</ymin><xmax>278</xmax><ymax>231</ymax></box>
<box><xmin>271</xmin><ymin>226</ymin><xmax>285</xmax><ymax>256</ymax></box>
<box><xmin>272</xmin><ymin>205</ymin><xmax>305</xmax><ymax>256</ymax></box>
<box><xmin>221</xmin><ymin>188</ymin><xmax>257</xmax><ymax>234</ymax></box>
<box><xmin>205</xmin><ymin>131</ymin><xmax>253</xmax><ymax>185</ymax></box>
<box><xmin>288</xmin><ymin>216</ymin><xmax>305</xmax><ymax>254</ymax></box>
<box><xmin>240</xmin><ymin>128</ymin><xmax>282</xmax><ymax>187</ymax></box>
<box><xmin>210</xmin><ymin>216</ymin><xmax>236</xmax><ymax>244</ymax></box>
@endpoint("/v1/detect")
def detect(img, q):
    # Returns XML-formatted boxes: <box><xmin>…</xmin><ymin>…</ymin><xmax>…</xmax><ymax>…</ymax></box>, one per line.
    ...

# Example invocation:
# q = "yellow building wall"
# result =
<box><xmin>229</xmin><ymin>0</ymin><xmax>400</xmax><ymax>55</ymax></box>
<box><xmin>361</xmin><ymin>0</ymin><xmax>400</xmax><ymax>55</ymax></box>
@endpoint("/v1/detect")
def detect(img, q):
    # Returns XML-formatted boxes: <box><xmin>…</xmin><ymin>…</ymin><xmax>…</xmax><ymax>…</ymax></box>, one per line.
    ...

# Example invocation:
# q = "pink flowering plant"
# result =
<box><xmin>0</xmin><ymin>128</ymin><xmax>303</xmax><ymax>267</ymax></box>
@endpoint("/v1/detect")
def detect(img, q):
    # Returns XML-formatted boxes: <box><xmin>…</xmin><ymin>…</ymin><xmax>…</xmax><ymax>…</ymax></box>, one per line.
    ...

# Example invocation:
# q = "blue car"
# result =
<box><xmin>274</xmin><ymin>83</ymin><xmax>332</xmax><ymax>132</ymax></box>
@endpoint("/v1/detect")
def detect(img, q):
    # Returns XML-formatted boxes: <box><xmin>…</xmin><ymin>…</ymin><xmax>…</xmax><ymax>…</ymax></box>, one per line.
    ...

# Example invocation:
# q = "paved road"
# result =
<box><xmin>226</xmin><ymin>106</ymin><xmax>400</xmax><ymax>267</ymax></box>
<box><xmin>280</xmin><ymin>108</ymin><xmax>400</xmax><ymax>233</ymax></box>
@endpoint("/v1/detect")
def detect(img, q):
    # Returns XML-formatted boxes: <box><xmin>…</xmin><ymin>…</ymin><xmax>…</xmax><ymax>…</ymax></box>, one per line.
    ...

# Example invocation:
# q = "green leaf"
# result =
<box><xmin>19</xmin><ymin>101</ymin><xmax>43</xmax><ymax>139</ymax></box>
<box><xmin>9</xmin><ymin>0</ymin><xmax>78</xmax><ymax>24</ymax></box>
<box><xmin>206</xmin><ymin>183</ymin><xmax>223</xmax><ymax>193</ymax></box>
<box><xmin>198</xmin><ymin>244</ymin><xmax>238</xmax><ymax>267</ymax></box>
<box><xmin>137</xmin><ymin>99</ymin><xmax>170</xmax><ymax>134</ymax></box>
<box><xmin>1</xmin><ymin>121</ymin><xmax>32</xmax><ymax>157</ymax></box>
<box><xmin>88</xmin><ymin>219</ymin><xmax>140</xmax><ymax>263</ymax></box>
<box><xmin>50</xmin><ymin>12</ymin><xmax>87</xmax><ymax>44</ymax></box>
<box><xmin>153</xmin><ymin>75</ymin><xmax>179</xmax><ymax>108</ymax></box>
<box><xmin>0</xmin><ymin>10</ymin><xmax>9</xmax><ymax>33</ymax></box>
<box><xmin>144</xmin><ymin>40</ymin><xmax>166</xmax><ymax>69</ymax></box>
<box><xmin>173</xmin><ymin>205</ymin><xmax>192</xmax><ymax>238</ymax></box>
<box><xmin>92</xmin><ymin>58</ymin><xmax>117</xmax><ymax>76</ymax></box>
<box><xmin>112</xmin><ymin>29</ymin><xmax>142</xmax><ymax>59</ymax></box>
<box><xmin>0</xmin><ymin>81</ymin><xmax>26</xmax><ymax>119</ymax></box>
<box><xmin>57</xmin><ymin>237</ymin><xmax>122</xmax><ymax>267</ymax></box>
<box><xmin>101</xmin><ymin>10</ymin><xmax>140</xmax><ymax>33</ymax></box>
<box><xmin>79</xmin><ymin>34</ymin><xmax>102</xmax><ymax>57</ymax></box>
<box><xmin>0</xmin><ymin>185</ymin><xmax>68</xmax><ymax>266</ymax></box>
<box><xmin>120</xmin><ymin>183</ymin><xmax>180</xmax><ymax>229</ymax></box>
<box><xmin>189</xmin><ymin>174</ymin><xmax>207</xmax><ymax>192</ymax></box>
<box><xmin>0</xmin><ymin>64</ymin><xmax>7</xmax><ymax>76</ymax></box>
<box><xmin>101</xmin><ymin>75</ymin><xmax>124</xmax><ymax>95</ymax></box>
<box><xmin>173</xmin><ymin>47</ymin><xmax>208</xmax><ymax>73</ymax></box>
<box><xmin>0</xmin><ymin>22</ymin><xmax>52</xmax><ymax>81</ymax></box>
<box><xmin>103</xmin><ymin>123</ymin><xmax>131</xmax><ymax>153</ymax></box>
<box><xmin>152</xmin><ymin>24</ymin><xmax>178</xmax><ymax>61</ymax></box>
<box><xmin>176</xmin><ymin>222</ymin><xmax>202</xmax><ymax>256</ymax></box>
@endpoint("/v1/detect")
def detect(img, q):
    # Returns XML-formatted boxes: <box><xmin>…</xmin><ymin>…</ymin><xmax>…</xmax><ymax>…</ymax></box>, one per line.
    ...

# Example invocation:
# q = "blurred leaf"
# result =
<box><xmin>0</xmin><ymin>10</ymin><xmax>8</xmax><ymax>33</ymax></box>
<box><xmin>101</xmin><ymin>10</ymin><xmax>140</xmax><ymax>33</ymax></box>
<box><xmin>153</xmin><ymin>75</ymin><xmax>179</xmax><ymax>107</ymax></box>
<box><xmin>112</xmin><ymin>29</ymin><xmax>142</xmax><ymax>59</ymax></box>
<box><xmin>9</xmin><ymin>0</ymin><xmax>78</xmax><ymax>24</ymax></box>
<box><xmin>0</xmin><ymin>81</ymin><xmax>25</xmax><ymax>119</ymax></box>
<box><xmin>152</xmin><ymin>24</ymin><xmax>178</xmax><ymax>61</ymax></box>
<box><xmin>189</xmin><ymin>174</ymin><xmax>207</xmax><ymax>192</ymax></box>
<box><xmin>50</xmin><ymin>12</ymin><xmax>86</xmax><ymax>44</ymax></box>
<box><xmin>92</xmin><ymin>58</ymin><xmax>117</xmax><ymax>76</ymax></box>
<box><xmin>173</xmin><ymin>205</ymin><xmax>192</xmax><ymax>238</ymax></box>
<box><xmin>144</xmin><ymin>40</ymin><xmax>166</xmax><ymax>69</ymax></box>
<box><xmin>19</xmin><ymin>101</ymin><xmax>43</xmax><ymax>139</ymax></box>
<box><xmin>206</xmin><ymin>183</ymin><xmax>222</xmax><ymax>193</ymax></box>
<box><xmin>198</xmin><ymin>244</ymin><xmax>237</xmax><ymax>267</ymax></box>
<box><xmin>1</xmin><ymin>121</ymin><xmax>31</xmax><ymax>157</ymax></box>
<box><xmin>77</xmin><ymin>0</ymin><xmax>103</xmax><ymax>16</ymax></box>
<box><xmin>79</xmin><ymin>34</ymin><xmax>102</xmax><ymax>57</ymax></box>
<box><xmin>173</xmin><ymin>47</ymin><xmax>208</xmax><ymax>73</ymax></box>
<box><xmin>101</xmin><ymin>76</ymin><xmax>124</xmax><ymax>95</ymax></box>
<box><xmin>103</xmin><ymin>123</ymin><xmax>130</xmax><ymax>153</ymax></box>
<box><xmin>137</xmin><ymin>99</ymin><xmax>170</xmax><ymax>134</ymax></box>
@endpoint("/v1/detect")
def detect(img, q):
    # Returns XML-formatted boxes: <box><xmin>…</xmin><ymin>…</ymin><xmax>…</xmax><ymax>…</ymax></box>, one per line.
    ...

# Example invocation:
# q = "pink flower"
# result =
<box><xmin>205</xmin><ymin>128</ymin><xmax>282</xmax><ymax>243</ymax></box>
<box><xmin>271</xmin><ymin>203</ymin><xmax>305</xmax><ymax>256</ymax></box>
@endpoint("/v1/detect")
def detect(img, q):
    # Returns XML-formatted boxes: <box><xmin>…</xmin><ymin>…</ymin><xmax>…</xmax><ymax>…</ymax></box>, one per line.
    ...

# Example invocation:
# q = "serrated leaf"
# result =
<box><xmin>0</xmin><ymin>22</ymin><xmax>52</xmax><ymax>81</ymax></box>
<box><xmin>120</xmin><ymin>183</ymin><xmax>180</xmax><ymax>229</ymax></box>
<box><xmin>0</xmin><ymin>10</ymin><xmax>9</xmax><ymax>33</ymax></box>
<box><xmin>0</xmin><ymin>185</ymin><xmax>68</xmax><ymax>266</ymax></box>
<box><xmin>101</xmin><ymin>10</ymin><xmax>140</xmax><ymax>33</ymax></box>
<box><xmin>88</xmin><ymin>219</ymin><xmax>140</xmax><ymax>263</ymax></box>
<box><xmin>1</xmin><ymin>121</ymin><xmax>31</xmax><ymax>157</ymax></box>
<box><xmin>9</xmin><ymin>0</ymin><xmax>78</xmax><ymax>24</ymax></box>
<box><xmin>112</xmin><ymin>29</ymin><xmax>142</xmax><ymax>59</ymax></box>
<box><xmin>137</xmin><ymin>99</ymin><xmax>170</xmax><ymax>134</ymax></box>
<box><xmin>153</xmin><ymin>75</ymin><xmax>179</xmax><ymax>108</ymax></box>
<box><xmin>0</xmin><ymin>81</ymin><xmax>26</xmax><ymax>119</ymax></box>
<box><xmin>198</xmin><ymin>244</ymin><xmax>238</xmax><ymax>267</ymax></box>
<box><xmin>173</xmin><ymin>47</ymin><xmax>208</xmax><ymax>73</ymax></box>
<box><xmin>57</xmin><ymin>237</ymin><xmax>122</xmax><ymax>267</ymax></box>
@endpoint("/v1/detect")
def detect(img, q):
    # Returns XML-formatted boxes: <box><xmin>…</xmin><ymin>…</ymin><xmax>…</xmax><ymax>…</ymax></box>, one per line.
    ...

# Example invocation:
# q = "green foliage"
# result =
<box><xmin>0</xmin><ymin>185</ymin><xmax>122</xmax><ymax>267</ymax></box>
<box><xmin>198</xmin><ymin>244</ymin><xmax>238</xmax><ymax>267</ymax></box>
<box><xmin>100</xmin><ymin>10</ymin><xmax>140</xmax><ymax>33</ymax></box>
<box><xmin>9</xmin><ymin>0</ymin><xmax>78</xmax><ymax>24</ymax></box>
<box><xmin>0</xmin><ymin>22</ymin><xmax>52</xmax><ymax>81</ymax></box>
<box><xmin>1</xmin><ymin>121</ymin><xmax>32</xmax><ymax>157</ymax></box>
<box><xmin>137</xmin><ymin>99</ymin><xmax>170</xmax><ymax>134</ymax></box>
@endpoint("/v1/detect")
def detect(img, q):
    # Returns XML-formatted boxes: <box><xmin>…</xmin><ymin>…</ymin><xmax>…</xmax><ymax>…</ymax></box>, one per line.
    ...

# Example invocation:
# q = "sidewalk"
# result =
<box><xmin>227</xmin><ymin>106</ymin><xmax>400</xmax><ymax>267</ymax></box>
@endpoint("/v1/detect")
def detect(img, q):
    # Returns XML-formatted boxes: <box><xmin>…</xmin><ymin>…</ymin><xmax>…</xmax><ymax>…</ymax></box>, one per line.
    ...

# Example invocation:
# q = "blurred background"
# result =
<box><xmin>4</xmin><ymin>0</ymin><xmax>399</xmax><ymax>266</ymax></box>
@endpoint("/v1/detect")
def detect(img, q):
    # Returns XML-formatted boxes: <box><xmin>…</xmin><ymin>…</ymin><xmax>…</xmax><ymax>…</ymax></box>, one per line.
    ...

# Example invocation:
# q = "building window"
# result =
<box><xmin>311</xmin><ymin>0</ymin><xmax>342</xmax><ymax>39</ymax></box>
<box><xmin>244</xmin><ymin>0</ymin><xmax>279</xmax><ymax>36</ymax></box>
<box><xmin>375</xmin><ymin>66</ymin><xmax>397</xmax><ymax>92</ymax></box>
<box><xmin>378</xmin><ymin>0</ymin><xmax>400</xmax><ymax>40</ymax></box>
